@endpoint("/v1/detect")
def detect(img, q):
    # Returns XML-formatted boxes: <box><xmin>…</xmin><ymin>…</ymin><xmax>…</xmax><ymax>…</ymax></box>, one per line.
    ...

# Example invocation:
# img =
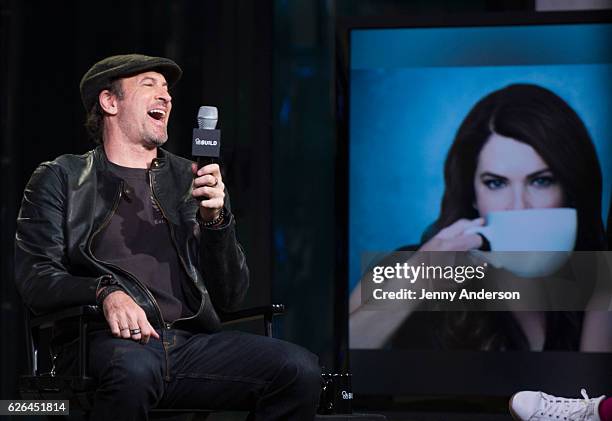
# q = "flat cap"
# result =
<box><xmin>80</xmin><ymin>53</ymin><xmax>182</xmax><ymax>111</ymax></box>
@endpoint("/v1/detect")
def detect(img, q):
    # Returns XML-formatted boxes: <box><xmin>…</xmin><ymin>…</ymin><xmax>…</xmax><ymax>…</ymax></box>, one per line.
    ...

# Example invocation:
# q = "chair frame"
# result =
<box><xmin>20</xmin><ymin>304</ymin><xmax>285</xmax><ymax>415</ymax></box>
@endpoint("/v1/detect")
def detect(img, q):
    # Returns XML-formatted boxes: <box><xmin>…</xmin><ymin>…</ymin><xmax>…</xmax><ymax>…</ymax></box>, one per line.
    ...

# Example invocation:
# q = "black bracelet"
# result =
<box><xmin>198</xmin><ymin>208</ymin><xmax>225</xmax><ymax>228</ymax></box>
<box><xmin>98</xmin><ymin>274</ymin><xmax>120</xmax><ymax>288</ymax></box>
<box><xmin>96</xmin><ymin>285</ymin><xmax>124</xmax><ymax>307</ymax></box>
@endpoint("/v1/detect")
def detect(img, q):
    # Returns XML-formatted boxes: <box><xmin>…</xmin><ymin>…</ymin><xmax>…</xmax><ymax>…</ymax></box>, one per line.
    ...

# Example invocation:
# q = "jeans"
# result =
<box><xmin>58</xmin><ymin>328</ymin><xmax>321</xmax><ymax>420</ymax></box>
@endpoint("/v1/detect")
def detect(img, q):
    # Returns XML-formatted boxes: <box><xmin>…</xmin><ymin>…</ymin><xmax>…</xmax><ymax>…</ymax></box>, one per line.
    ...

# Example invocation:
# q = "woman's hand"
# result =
<box><xmin>349</xmin><ymin>217</ymin><xmax>486</xmax><ymax>349</ymax></box>
<box><xmin>418</xmin><ymin>218</ymin><xmax>485</xmax><ymax>251</ymax></box>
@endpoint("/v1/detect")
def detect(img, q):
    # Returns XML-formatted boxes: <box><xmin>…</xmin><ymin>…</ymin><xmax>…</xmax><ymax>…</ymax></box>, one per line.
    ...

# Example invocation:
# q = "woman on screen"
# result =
<box><xmin>349</xmin><ymin>83</ymin><xmax>610</xmax><ymax>351</ymax></box>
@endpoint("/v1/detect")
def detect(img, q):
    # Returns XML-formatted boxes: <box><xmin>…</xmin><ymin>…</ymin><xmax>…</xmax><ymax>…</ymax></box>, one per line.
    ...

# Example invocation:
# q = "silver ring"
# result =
<box><xmin>130</xmin><ymin>329</ymin><xmax>141</xmax><ymax>335</ymax></box>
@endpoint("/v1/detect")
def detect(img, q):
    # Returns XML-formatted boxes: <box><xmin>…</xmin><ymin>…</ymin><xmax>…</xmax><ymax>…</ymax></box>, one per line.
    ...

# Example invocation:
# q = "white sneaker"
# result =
<box><xmin>509</xmin><ymin>388</ymin><xmax>605</xmax><ymax>421</ymax></box>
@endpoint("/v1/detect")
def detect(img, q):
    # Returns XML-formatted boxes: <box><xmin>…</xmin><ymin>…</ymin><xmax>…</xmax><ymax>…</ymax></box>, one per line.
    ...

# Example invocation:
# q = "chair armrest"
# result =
<box><xmin>30</xmin><ymin>305</ymin><xmax>102</xmax><ymax>329</ymax></box>
<box><xmin>220</xmin><ymin>304</ymin><xmax>285</xmax><ymax>337</ymax></box>
<box><xmin>220</xmin><ymin>304</ymin><xmax>285</xmax><ymax>324</ymax></box>
<box><xmin>30</xmin><ymin>304</ymin><xmax>284</xmax><ymax>327</ymax></box>
<box><xmin>31</xmin><ymin>303</ymin><xmax>284</xmax><ymax>326</ymax></box>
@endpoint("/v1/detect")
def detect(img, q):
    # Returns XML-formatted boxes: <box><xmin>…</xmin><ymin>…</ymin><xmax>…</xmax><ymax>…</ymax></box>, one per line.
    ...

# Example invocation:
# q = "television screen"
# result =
<box><xmin>342</xmin><ymin>12</ymin><xmax>612</xmax><ymax>395</ymax></box>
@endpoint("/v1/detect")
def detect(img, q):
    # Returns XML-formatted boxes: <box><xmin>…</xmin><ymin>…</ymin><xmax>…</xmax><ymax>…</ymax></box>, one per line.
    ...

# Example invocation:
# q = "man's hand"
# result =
<box><xmin>191</xmin><ymin>163</ymin><xmax>225</xmax><ymax>222</ymax></box>
<box><xmin>102</xmin><ymin>290</ymin><xmax>160</xmax><ymax>343</ymax></box>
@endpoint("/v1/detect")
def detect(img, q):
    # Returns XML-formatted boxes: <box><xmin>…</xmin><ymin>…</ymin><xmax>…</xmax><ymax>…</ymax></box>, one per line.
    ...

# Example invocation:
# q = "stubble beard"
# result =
<box><xmin>143</xmin><ymin>126</ymin><xmax>168</xmax><ymax>149</ymax></box>
<box><xmin>145</xmin><ymin>134</ymin><xmax>167</xmax><ymax>148</ymax></box>
<box><xmin>116</xmin><ymin>116</ymin><xmax>168</xmax><ymax>149</ymax></box>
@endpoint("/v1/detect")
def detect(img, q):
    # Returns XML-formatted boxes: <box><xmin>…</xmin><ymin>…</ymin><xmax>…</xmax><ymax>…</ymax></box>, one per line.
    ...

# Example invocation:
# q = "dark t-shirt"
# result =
<box><xmin>92</xmin><ymin>162</ymin><xmax>198</xmax><ymax>322</ymax></box>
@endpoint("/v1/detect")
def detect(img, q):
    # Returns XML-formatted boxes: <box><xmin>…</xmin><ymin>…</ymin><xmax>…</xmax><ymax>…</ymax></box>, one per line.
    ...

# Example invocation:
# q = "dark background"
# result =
<box><xmin>3</xmin><ymin>0</ymin><xmax>604</xmax><ymax>415</ymax></box>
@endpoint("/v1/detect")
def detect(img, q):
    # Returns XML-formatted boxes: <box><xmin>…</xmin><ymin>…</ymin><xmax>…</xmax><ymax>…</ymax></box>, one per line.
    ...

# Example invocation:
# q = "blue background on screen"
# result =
<box><xmin>348</xmin><ymin>24</ymin><xmax>612</xmax><ymax>292</ymax></box>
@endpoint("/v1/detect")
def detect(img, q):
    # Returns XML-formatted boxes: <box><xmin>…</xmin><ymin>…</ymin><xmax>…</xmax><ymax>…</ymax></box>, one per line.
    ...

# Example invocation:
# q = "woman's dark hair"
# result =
<box><xmin>84</xmin><ymin>79</ymin><xmax>124</xmax><ymax>144</ymax></box>
<box><xmin>436</xmin><ymin>83</ymin><xmax>606</xmax><ymax>251</ymax></box>
<box><xmin>430</xmin><ymin>84</ymin><xmax>605</xmax><ymax>351</ymax></box>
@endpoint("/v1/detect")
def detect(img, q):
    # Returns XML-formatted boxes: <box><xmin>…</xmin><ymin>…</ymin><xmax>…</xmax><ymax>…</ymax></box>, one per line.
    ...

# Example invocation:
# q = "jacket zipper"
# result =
<box><xmin>148</xmin><ymin>169</ymin><xmax>203</xmax><ymax>328</ymax></box>
<box><xmin>87</xmin><ymin>179</ymin><xmax>172</xmax><ymax>381</ymax></box>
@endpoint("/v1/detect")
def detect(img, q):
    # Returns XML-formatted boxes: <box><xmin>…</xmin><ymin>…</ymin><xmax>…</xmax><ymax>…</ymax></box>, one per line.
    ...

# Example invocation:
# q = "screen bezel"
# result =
<box><xmin>335</xmin><ymin>9</ymin><xmax>612</xmax><ymax>398</ymax></box>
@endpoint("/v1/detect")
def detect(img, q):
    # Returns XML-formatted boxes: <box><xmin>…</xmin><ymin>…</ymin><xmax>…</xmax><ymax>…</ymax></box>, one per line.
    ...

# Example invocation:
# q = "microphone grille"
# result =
<box><xmin>197</xmin><ymin>106</ymin><xmax>218</xmax><ymax>129</ymax></box>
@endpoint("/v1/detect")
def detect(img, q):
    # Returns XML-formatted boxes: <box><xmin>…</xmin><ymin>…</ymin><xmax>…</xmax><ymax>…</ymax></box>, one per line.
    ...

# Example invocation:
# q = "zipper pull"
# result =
<box><xmin>121</xmin><ymin>182</ymin><xmax>133</xmax><ymax>203</ymax></box>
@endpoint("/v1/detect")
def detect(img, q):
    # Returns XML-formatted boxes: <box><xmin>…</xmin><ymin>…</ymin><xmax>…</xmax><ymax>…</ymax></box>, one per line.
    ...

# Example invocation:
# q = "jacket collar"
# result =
<box><xmin>93</xmin><ymin>144</ymin><xmax>168</xmax><ymax>170</ymax></box>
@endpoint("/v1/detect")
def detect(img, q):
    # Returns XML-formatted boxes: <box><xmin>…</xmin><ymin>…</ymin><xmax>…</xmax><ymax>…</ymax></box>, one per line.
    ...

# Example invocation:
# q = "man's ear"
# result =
<box><xmin>99</xmin><ymin>89</ymin><xmax>119</xmax><ymax>115</ymax></box>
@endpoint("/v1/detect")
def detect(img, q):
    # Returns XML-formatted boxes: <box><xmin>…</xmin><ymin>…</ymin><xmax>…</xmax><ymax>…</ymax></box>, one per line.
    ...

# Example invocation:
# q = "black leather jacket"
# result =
<box><xmin>15</xmin><ymin>146</ymin><xmax>249</xmax><ymax>332</ymax></box>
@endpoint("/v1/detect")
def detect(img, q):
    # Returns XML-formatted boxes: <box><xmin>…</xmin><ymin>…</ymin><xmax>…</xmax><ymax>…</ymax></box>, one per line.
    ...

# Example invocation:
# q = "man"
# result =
<box><xmin>15</xmin><ymin>54</ymin><xmax>320</xmax><ymax>420</ymax></box>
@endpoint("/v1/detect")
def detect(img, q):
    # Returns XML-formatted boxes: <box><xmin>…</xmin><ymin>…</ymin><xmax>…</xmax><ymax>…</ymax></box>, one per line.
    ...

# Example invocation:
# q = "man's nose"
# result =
<box><xmin>157</xmin><ymin>88</ymin><xmax>172</xmax><ymax>103</ymax></box>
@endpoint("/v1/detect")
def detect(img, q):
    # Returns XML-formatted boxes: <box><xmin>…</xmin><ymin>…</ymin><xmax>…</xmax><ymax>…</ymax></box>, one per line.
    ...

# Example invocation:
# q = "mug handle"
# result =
<box><xmin>465</xmin><ymin>225</ymin><xmax>493</xmax><ymax>243</ymax></box>
<box><xmin>464</xmin><ymin>226</ymin><xmax>504</xmax><ymax>269</ymax></box>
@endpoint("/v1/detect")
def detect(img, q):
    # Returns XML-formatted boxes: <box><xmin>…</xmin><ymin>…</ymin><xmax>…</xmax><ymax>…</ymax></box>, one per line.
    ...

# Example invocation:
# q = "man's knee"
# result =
<box><xmin>274</xmin><ymin>342</ymin><xmax>322</xmax><ymax>400</ymax></box>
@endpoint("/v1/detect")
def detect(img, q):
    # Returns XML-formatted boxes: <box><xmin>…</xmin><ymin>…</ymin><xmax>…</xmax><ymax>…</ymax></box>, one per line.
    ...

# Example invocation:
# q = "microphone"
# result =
<box><xmin>192</xmin><ymin>106</ymin><xmax>221</xmax><ymax>169</ymax></box>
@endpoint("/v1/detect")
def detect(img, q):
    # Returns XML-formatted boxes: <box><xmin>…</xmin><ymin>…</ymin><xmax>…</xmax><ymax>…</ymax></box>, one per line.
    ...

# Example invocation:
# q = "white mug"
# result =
<box><xmin>465</xmin><ymin>208</ymin><xmax>577</xmax><ymax>278</ymax></box>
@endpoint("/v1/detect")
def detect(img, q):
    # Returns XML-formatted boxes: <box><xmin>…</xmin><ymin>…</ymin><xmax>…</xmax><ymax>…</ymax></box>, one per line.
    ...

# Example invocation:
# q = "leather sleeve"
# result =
<box><xmin>198</xmin><ymin>192</ymin><xmax>250</xmax><ymax>313</ymax></box>
<box><xmin>14</xmin><ymin>163</ymin><xmax>100</xmax><ymax>315</ymax></box>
